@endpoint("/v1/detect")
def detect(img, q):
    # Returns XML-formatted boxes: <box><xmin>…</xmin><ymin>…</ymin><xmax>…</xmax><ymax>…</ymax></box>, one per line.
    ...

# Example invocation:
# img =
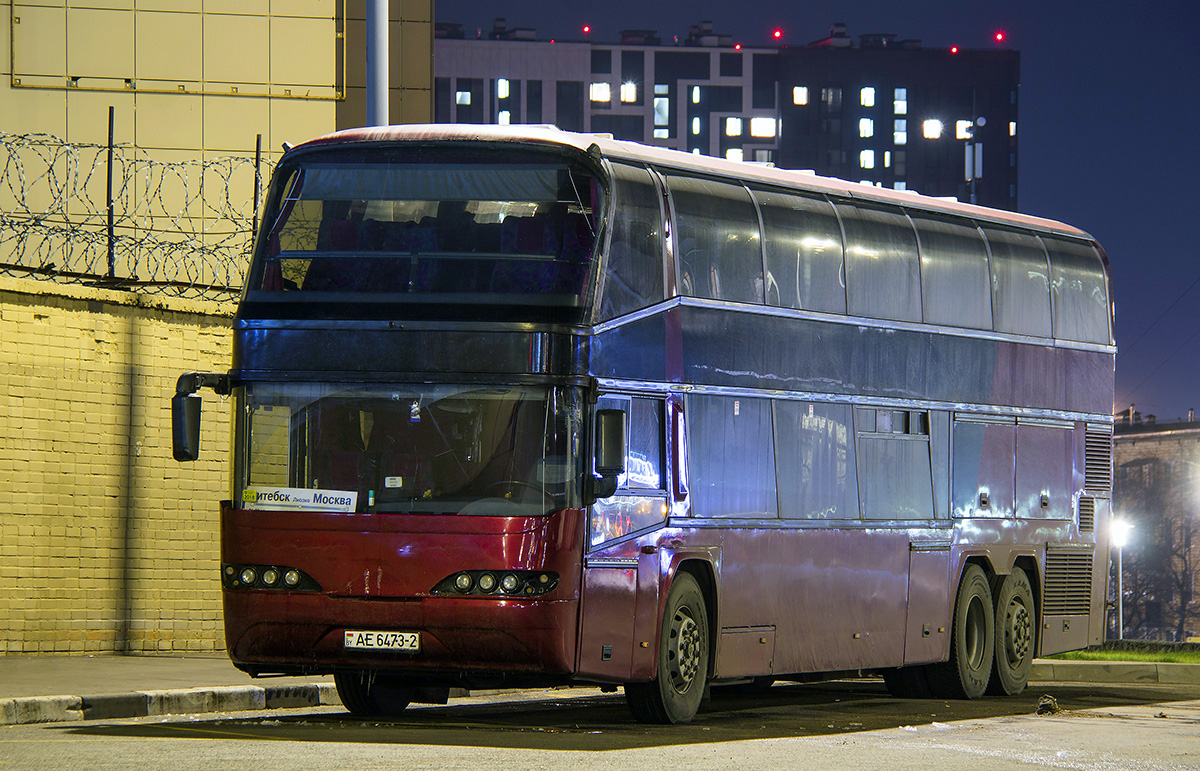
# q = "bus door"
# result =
<box><xmin>576</xmin><ymin>395</ymin><xmax>668</xmax><ymax>680</ymax></box>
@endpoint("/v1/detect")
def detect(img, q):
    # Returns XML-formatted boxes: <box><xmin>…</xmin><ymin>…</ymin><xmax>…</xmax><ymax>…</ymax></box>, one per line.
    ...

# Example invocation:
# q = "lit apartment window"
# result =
<box><xmin>860</xmin><ymin>87</ymin><xmax>876</xmax><ymax>107</ymax></box>
<box><xmin>590</xmin><ymin>82</ymin><xmax>611</xmax><ymax>103</ymax></box>
<box><xmin>956</xmin><ymin>120</ymin><xmax>972</xmax><ymax>140</ymax></box>
<box><xmin>750</xmin><ymin>117</ymin><xmax>776</xmax><ymax>137</ymax></box>
<box><xmin>894</xmin><ymin>119</ymin><xmax>907</xmax><ymax>145</ymax></box>
<box><xmin>1009</xmin><ymin>121</ymin><xmax>1017</xmax><ymax>137</ymax></box>
<box><xmin>884</xmin><ymin>151</ymin><xmax>892</xmax><ymax>168</ymax></box>
<box><xmin>793</xmin><ymin>86</ymin><xmax>809</xmax><ymax>105</ymax></box>
<box><xmin>922</xmin><ymin>119</ymin><xmax>944</xmax><ymax>139</ymax></box>
<box><xmin>654</xmin><ymin>97</ymin><xmax>670</xmax><ymax>126</ymax></box>
<box><xmin>691</xmin><ymin>116</ymin><xmax>701</xmax><ymax>135</ymax></box>
<box><xmin>860</xmin><ymin>149</ymin><xmax>876</xmax><ymax>169</ymax></box>
<box><xmin>692</xmin><ymin>86</ymin><xmax>701</xmax><ymax>104</ymax></box>
<box><xmin>620</xmin><ymin>82</ymin><xmax>637</xmax><ymax>103</ymax></box>
<box><xmin>726</xmin><ymin>117</ymin><xmax>743</xmax><ymax>136</ymax></box>
<box><xmin>726</xmin><ymin>148</ymin><xmax>744</xmax><ymax>161</ymax></box>
<box><xmin>456</xmin><ymin>91</ymin><xmax>471</xmax><ymax>105</ymax></box>
<box><xmin>497</xmin><ymin>78</ymin><xmax>510</xmax><ymax>99</ymax></box>
<box><xmin>498</xmin><ymin>110</ymin><xmax>511</xmax><ymax>125</ymax></box>
<box><xmin>894</xmin><ymin>181</ymin><xmax>907</xmax><ymax>191</ymax></box>
<box><xmin>653</xmin><ymin>128</ymin><xmax>669</xmax><ymax>139</ymax></box>
<box><xmin>859</xmin><ymin>118</ymin><xmax>874</xmax><ymax>138</ymax></box>
<box><xmin>894</xmin><ymin>88</ymin><xmax>907</xmax><ymax>114</ymax></box>
<box><xmin>655</xmin><ymin>84</ymin><xmax>669</xmax><ymax>95</ymax></box>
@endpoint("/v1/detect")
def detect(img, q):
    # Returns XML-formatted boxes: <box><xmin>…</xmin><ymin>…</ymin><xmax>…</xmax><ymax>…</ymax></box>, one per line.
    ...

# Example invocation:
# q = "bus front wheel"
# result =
<box><xmin>334</xmin><ymin>671</ymin><xmax>413</xmax><ymax>716</ymax></box>
<box><xmin>987</xmin><ymin>567</ymin><xmax>1036</xmax><ymax>695</ymax></box>
<box><xmin>625</xmin><ymin>572</ymin><xmax>710</xmax><ymax>724</ymax></box>
<box><xmin>928</xmin><ymin>564</ymin><xmax>994</xmax><ymax>699</ymax></box>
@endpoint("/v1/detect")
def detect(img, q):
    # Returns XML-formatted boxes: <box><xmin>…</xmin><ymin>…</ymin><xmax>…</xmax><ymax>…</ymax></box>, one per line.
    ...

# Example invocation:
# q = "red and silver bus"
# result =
<box><xmin>174</xmin><ymin>125</ymin><xmax>1114</xmax><ymax>724</ymax></box>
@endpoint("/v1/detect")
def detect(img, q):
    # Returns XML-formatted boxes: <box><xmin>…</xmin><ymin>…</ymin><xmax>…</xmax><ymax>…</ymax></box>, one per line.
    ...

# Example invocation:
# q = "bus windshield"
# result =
<box><xmin>250</xmin><ymin>150</ymin><xmax>601</xmax><ymax>309</ymax></box>
<box><xmin>238</xmin><ymin>383</ymin><xmax>585</xmax><ymax>516</ymax></box>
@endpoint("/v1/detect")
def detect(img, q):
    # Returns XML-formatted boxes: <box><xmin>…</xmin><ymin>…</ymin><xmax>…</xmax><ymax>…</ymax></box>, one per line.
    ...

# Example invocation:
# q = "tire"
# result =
<box><xmin>882</xmin><ymin>666</ymin><xmax>933</xmax><ymax>699</ymax></box>
<box><xmin>625</xmin><ymin>571</ymin><xmax>710</xmax><ymax>724</ymax></box>
<box><xmin>927</xmin><ymin>564</ymin><xmax>994</xmax><ymax>699</ymax></box>
<box><xmin>987</xmin><ymin>567</ymin><xmax>1036</xmax><ymax>696</ymax></box>
<box><xmin>334</xmin><ymin>670</ymin><xmax>413</xmax><ymax>716</ymax></box>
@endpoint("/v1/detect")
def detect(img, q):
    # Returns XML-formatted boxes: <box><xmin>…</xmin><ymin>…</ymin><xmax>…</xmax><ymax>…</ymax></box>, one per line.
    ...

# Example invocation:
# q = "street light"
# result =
<box><xmin>1111</xmin><ymin>518</ymin><xmax>1134</xmax><ymax>640</ymax></box>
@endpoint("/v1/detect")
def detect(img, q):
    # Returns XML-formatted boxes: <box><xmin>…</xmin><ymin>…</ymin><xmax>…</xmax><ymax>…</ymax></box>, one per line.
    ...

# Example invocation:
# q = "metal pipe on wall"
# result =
<box><xmin>365</xmin><ymin>0</ymin><xmax>388</xmax><ymax>127</ymax></box>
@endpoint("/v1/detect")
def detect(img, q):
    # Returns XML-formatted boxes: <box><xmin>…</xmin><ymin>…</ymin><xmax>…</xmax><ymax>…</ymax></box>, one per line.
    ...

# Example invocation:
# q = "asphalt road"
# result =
<box><xmin>2</xmin><ymin>679</ymin><xmax>1198</xmax><ymax>770</ymax></box>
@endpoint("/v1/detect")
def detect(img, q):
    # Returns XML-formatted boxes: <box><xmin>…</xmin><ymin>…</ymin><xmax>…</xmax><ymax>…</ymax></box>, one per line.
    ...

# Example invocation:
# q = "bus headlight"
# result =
<box><xmin>430</xmin><ymin>570</ymin><xmax>559</xmax><ymax>597</ymax></box>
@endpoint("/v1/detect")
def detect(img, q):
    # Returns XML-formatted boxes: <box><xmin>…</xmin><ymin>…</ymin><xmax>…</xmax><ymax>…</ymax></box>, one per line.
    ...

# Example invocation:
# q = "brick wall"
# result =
<box><xmin>0</xmin><ymin>276</ymin><xmax>233</xmax><ymax>654</ymax></box>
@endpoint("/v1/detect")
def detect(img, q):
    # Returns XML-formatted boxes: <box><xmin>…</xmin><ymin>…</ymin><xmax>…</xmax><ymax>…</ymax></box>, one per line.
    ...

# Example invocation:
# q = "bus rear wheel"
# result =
<box><xmin>987</xmin><ymin>567</ymin><xmax>1036</xmax><ymax>695</ymax></box>
<box><xmin>927</xmin><ymin>564</ymin><xmax>994</xmax><ymax>699</ymax></box>
<box><xmin>625</xmin><ymin>572</ymin><xmax>709</xmax><ymax>724</ymax></box>
<box><xmin>334</xmin><ymin>671</ymin><xmax>413</xmax><ymax>716</ymax></box>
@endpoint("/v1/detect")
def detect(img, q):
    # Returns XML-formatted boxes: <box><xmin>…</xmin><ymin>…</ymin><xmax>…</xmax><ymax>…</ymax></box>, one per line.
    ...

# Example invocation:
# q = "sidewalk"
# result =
<box><xmin>0</xmin><ymin>654</ymin><xmax>337</xmax><ymax>725</ymax></box>
<box><xmin>2</xmin><ymin>655</ymin><xmax>1198</xmax><ymax>726</ymax></box>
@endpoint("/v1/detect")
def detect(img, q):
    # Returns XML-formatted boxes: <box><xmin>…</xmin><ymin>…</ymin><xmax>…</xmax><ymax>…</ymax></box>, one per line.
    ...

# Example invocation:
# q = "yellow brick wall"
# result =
<box><xmin>0</xmin><ymin>276</ymin><xmax>234</xmax><ymax>654</ymax></box>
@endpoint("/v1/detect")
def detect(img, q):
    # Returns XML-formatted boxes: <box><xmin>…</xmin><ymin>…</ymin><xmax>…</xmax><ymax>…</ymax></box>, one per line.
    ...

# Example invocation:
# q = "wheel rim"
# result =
<box><xmin>1003</xmin><ymin>598</ymin><xmax>1032</xmax><ymax>668</ymax></box>
<box><xmin>964</xmin><ymin>594</ymin><xmax>988</xmax><ymax>670</ymax></box>
<box><xmin>666</xmin><ymin>605</ymin><xmax>703</xmax><ymax>693</ymax></box>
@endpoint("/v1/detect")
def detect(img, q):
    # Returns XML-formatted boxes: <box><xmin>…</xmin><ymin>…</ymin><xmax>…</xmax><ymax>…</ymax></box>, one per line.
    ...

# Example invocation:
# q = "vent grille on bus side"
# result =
<box><xmin>1084</xmin><ymin>427</ymin><xmax>1113</xmax><ymax>494</ymax></box>
<box><xmin>1078</xmin><ymin>497</ymin><xmax>1096</xmax><ymax>533</ymax></box>
<box><xmin>1044</xmin><ymin>550</ymin><xmax>1094</xmax><ymax>616</ymax></box>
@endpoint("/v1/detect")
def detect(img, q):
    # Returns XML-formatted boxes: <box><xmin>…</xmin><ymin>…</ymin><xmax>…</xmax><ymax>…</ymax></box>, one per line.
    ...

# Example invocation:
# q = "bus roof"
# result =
<box><xmin>292</xmin><ymin>124</ymin><xmax>1093</xmax><ymax>241</ymax></box>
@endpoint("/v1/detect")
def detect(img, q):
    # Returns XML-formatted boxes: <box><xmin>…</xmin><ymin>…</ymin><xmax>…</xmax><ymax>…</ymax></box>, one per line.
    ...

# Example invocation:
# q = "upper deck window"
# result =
<box><xmin>247</xmin><ymin>147</ymin><xmax>601</xmax><ymax>318</ymax></box>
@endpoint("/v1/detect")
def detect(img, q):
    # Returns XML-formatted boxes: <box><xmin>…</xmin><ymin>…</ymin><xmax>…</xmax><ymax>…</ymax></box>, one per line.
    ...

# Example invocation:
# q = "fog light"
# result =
<box><xmin>454</xmin><ymin>572</ymin><xmax>473</xmax><ymax>592</ymax></box>
<box><xmin>283</xmin><ymin>569</ymin><xmax>301</xmax><ymax>587</ymax></box>
<box><xmin>500</xmin><ymin>574</ymin><xmax>520</xmax><ymax>593</ymax></box>
<box><xmin>478</xmin><ymin>573</ymin><xmax>496</xmax><ymax>592</ymax></box>
<box><xmin>224</xmin><ymin>565</ymin><xmax>235</xmax><ymax>576</ymax></box>
<box><xmin>262</xmin><ymin>568</ymin><xmax>279</xmax><ymax>586</ymax></box>
<box><xmin>239</xmin><ymin>567</ymin><xmax>257</xmax><ymax>585</ymax></box>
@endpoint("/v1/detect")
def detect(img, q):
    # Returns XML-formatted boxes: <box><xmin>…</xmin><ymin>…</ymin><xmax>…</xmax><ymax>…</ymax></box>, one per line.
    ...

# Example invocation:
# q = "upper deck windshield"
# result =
<box><xmin>238</xmin><ymin>383</ymin><xmax>584</xmax><ymax>516</ymax></box>
<box><xmin>245</xmin><ymin>145</ymin><xmax>602</xmax><ymax>318</ymax></box>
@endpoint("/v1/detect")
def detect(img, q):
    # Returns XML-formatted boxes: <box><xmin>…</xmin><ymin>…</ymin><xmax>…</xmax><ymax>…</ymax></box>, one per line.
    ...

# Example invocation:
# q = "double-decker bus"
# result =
<box><xmin>173</xmin><ymin>125</ymin><xmax>1114</xmax><ymax>724</ymax></box>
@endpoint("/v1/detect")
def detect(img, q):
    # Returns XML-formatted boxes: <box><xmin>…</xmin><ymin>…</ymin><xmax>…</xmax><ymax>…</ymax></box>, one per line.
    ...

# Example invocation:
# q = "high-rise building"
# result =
<box><xmin>434</xmin><ymin>20</ymin><xmax>1020</xmax><ymax>210</ymax></box>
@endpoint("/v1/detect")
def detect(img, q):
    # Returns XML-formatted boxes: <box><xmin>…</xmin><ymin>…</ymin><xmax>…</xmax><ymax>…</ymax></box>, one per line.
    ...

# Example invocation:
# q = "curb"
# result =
<box><xmin>0</xmin><ymin>683</ymin><xmax>340</xmax><ymax>726</ymax></box>
<box><xmin>1031</xmin><ymin>660</ymin><xmax>1200</xmax><ymax>686</ymax></box>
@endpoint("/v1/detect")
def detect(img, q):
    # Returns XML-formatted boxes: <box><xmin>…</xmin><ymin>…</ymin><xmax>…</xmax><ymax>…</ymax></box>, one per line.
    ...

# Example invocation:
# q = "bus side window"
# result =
<box><xmin>910</xmin><ymin>212</ymin><xmax>992</xmax><ymax>330</ymax></box>
<box><xmin>1044</xmin><ymin>236</ymin><xmax>1111</xmax><ymax>345</ymax></box>
<box><xmin>754</xmin><ymin>188</ymin><xmax>846</xmax><ymax>314</ymax></box>
<box><xmin>774</xmin><ymin>401</ymin><xmax>859</xmax><ymax>520</ymax></box>
<box><xmin>598</xmin><ymin>163</ymin><xmax>664</xmax><ymax>320</ymax></box>
<box><xmin>666</xmin><ymin>174</ymin><xmax>763</xmax><ymax>305</ymax></box>
<box><xmin>686</xmin><ymin>394</ymin><xmax>778</xmax><ymax>519</ymax></box>
<box><xmin>590</xmin><ymin>396</ymin><xmax>667</xmax><ymax>548</ymax></box>
<box><xmin>983</xmin><ymin>226</ymin><xmax>1052</xmax><ymax>338</ymax></box>
<box><xmin>836</xmin><ymin>201</ymin><xmax>922</xmax><ymax>323</ymax></box>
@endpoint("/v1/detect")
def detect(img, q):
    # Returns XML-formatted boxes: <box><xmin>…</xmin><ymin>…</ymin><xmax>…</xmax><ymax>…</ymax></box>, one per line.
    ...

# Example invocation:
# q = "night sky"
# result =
<box><xmin>442</xmin><ymin>1</ymin><xmax>1200</xmax><ymax>421</ymax></box>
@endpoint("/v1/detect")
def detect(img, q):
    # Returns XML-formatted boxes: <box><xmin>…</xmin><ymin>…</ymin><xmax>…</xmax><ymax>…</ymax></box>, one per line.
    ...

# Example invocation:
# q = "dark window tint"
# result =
<box><xmin>856</xmin><ymin>409</ymin><xmax>934</xmax><ymax>519</ymax></box>
<box><xmin>774</xmin><ymin>401</ymin><xmax>859</xmax><ymax>519</ymax></box>
<box><xmin>837</xmin><ymin>201</ymin><xmax>921</xmax><ymax>322</ymax></box>
<box><xmin>668</xmin><ymin>175</ymin><xmax>763</xmax><ymax>303</ymax></box>
<box><xmin>591</xmin><ymin>49</ymin><xmax>612</xmax><ymax>74</ymax></box>
<box><xmin>526</xmin><ymin>80</ymin><xmax>543</xmax><ymax>124</ymax></box>
<box><xmin>984</xmin><ymin>226</ymin><xmax>1051</xmax><ymax>338</ymax></box>
<box><xmin>720</xmin><ymin>52</ymin><xmax>743</xmax><ymax>77</ymax></box>
<box><xmin>1046</xmin><ymin>236</ymin><xmax>1110</xmax><ymax>345</ymax></box>
<box><xmin>599</xmin><ymin>163</ymin><xmax>664</xmax><ymax>319</ymax></box>
<box><xmin>911</xmin><ymin>212</ymin><xmax>992</xmax><ymax>330</ymax></box>
<box><xmin>687</xmin><ymin>395</ymin><xmax>777</xmax><ymax>518</ymax></box>
<box><xmin>754</xmin><ymin>188</ymin><xmax>845</xmax><ymax>313</ymax></box>
<box><xmin>555</xmin><ymin>81</ymin><xmax>584</xmax><ymax>131</ymax></box>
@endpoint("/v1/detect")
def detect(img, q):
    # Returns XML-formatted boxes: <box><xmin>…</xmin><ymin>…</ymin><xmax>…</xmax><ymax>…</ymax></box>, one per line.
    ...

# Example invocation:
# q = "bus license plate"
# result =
<box><xmin>343</xmin><ymin>630</ymin><xmax>421</xmax><ymax>652</ymax></box>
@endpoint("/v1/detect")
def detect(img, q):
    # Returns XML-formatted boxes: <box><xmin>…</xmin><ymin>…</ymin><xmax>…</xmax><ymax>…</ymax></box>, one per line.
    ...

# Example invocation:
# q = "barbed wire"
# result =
<box><xmin>0</xmin><ymin>131</ymin><xmax>269</xmax><ymax>301</ymax></box>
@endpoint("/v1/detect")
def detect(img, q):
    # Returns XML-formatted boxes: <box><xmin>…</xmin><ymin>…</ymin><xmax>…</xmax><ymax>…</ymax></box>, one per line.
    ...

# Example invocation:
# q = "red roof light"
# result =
<box><xmin>994</xmin><ymin>30</ymin><xmax>1006</xmax><ymax>43</ymax></box>
<box><xmin>772</xmin><ymin>28</ymin><xmax>783</xmax><ymax>39</ymax></box>
<box><xmin>582</xmin><ymin>25</ymin><xmax>591</xmax><ymax>34</ymax></box>
<box><xmin>950</xmin><ymin>45</ymin><xmax>960</xmax><ymax>54</ymax></box>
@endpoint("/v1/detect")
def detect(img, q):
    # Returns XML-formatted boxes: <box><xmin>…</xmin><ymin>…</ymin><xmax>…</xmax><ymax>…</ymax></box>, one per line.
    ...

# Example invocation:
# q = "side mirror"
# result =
<box><xmin>593</xmin><ymin>408</ymin><xmax>627</xmax><ymax>499</ymax></box>
<box><xmin>172</xmin><ymin>393</ymin><xmax>202</xmax><ymax>462</ymax></box>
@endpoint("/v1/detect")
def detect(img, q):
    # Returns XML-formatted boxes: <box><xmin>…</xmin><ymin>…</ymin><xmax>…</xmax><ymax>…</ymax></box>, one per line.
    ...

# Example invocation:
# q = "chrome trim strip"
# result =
<box><xmin>910</xmin><ymin>541</ymin><xmax>953</xmax><ymax>552</ymax></box>
<box><xmin>584</xmin><ymin>558</ymin><xmax>639</xmax><ymax>569</ymax></box>
<box><xmin>593</xmin><ymin>378</ymin><xmax>1112</xmax><ymax>423</ymax></box>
